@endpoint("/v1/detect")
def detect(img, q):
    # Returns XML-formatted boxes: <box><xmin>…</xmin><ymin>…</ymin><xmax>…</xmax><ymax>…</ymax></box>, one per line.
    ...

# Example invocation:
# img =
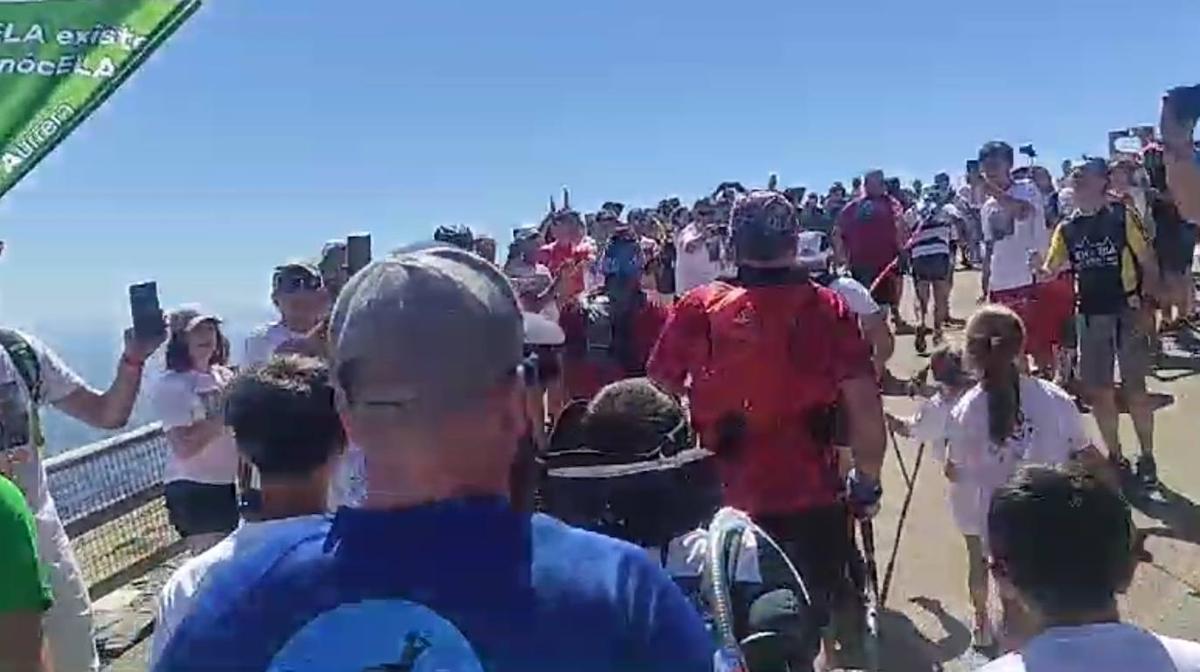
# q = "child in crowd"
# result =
<box><xmin>887</xmin><ymin>345</ymin><xmax>974</xmax><ymax>462</ymax></box>
<box><xmin>946</xmin><ymin>305</ymin><xmax>1106</xmax><ymax>651</ymax></box>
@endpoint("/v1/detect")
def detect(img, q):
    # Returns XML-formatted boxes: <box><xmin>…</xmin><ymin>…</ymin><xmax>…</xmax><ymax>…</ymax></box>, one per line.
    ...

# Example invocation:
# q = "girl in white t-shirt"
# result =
<box><xmin>151</xmin><ymin>307</ymin><xmax>240</xmax><ymax>553</ymax></box>
<box><xmin>947</xmin><ymin>305</ymin><xmax>1105</xmax><ymax>650</ymax></box>
<box><xmin>888</xmin><ymin>345</ymin><xmax>974</xmax><ymax>471</ymax></box>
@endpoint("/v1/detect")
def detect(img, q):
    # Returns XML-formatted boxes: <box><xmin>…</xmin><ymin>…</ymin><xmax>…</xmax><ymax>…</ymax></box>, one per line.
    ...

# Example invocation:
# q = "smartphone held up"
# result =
<box><xmin>129</xmin><ymin>281</ymin><xmax>166</xmax><ymax>340</ymax></box>
<box><xmin>1167</xmin><ymin>84</ymin><xmax>1200</xmax><ymax>126</ymax></box>
<box><xmin>346</xmin><ymin>233</ymin><xmax>372</xmax><ymax>276</ymax></box>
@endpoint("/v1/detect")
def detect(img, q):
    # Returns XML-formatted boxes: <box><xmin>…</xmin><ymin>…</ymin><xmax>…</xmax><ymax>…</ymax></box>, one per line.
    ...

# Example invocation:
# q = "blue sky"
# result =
<box><xmin>3</xmin><ymin>0</ymin><xmax>1199</xmax><ymax>336</ymax></box>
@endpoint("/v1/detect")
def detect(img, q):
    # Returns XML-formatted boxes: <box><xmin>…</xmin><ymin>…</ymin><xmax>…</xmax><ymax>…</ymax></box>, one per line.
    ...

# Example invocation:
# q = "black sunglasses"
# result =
<box><xmin>274</xmin><ymin>272</ymin><xmax>323</xmax><ymax>293</ymax></box>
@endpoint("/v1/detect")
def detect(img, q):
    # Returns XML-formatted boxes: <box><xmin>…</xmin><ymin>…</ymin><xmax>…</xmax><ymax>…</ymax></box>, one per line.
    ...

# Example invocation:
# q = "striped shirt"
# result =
<box><xmin>908</xmin><ymin>203</ymin><xmax>956</xmax><ymax>259</ymax></box>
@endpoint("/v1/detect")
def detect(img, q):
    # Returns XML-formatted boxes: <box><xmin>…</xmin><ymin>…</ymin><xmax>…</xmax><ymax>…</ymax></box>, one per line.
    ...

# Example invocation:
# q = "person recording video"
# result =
<box><xmin>675</xmin><ymin>199</ymin><xmax>730</xmax><ymax>294</ymax></box>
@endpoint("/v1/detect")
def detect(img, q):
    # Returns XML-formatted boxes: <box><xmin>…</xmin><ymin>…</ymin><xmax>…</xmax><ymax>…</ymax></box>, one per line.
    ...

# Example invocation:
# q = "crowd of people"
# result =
<box><xmin>2</xmin><ymin>90</ymin><xmax>1200</xmax><ymax>671</ymax></box>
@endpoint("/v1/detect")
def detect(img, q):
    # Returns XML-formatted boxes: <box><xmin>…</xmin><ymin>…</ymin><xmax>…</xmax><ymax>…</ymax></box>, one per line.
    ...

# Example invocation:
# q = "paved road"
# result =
<box><xmin>870</xmin><ymin>269</ymin><xmax>1200</xmax><ymax>671</ymax></box>
<box><xmin>110</xmin><ymin>268</ymin><xmax>1200</xmax><ymax>672</ymax></box>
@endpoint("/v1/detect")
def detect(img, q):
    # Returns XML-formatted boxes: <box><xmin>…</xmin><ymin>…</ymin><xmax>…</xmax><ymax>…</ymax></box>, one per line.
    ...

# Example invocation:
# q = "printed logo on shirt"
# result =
<box><xmin>267</xmin><ymin>599</ymin><xmax>484</xmax><ymax>672</ymax></box>
<box><xmin>988</xmin><ymin>411</ymin><xmax>1033</xmax><ymax>463</ymax></box>
<box><xmin>1068</xmin><ymin>235</ymin><xmax>1121</xmax><ymax>271</ymax></box>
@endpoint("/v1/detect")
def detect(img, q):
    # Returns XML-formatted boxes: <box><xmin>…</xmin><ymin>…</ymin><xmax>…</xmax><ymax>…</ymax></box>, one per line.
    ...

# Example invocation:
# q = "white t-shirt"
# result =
<box><xmin>1</xmin><ymin>331</ymin><xmax>99</xmax><ymax>671</ymax></box>
<box><xmin>507</xmin><ymin>260</ymin><xmax>560</xmax><ymax>322</ymax></box>
<box><xmin>654</xmin><ymin>527</ymin><xmax>762</xmax><ymax>584</ymax></box>
<box><xmin>826</xmin><ymin>276</ymin><xmax>881</xmax><ymax>316</ymax></box>
<box><xmin>242</xmin><ymin>321</ymin><xmax>308</xmax><ymax>368</ymax></box>
<box><xmin>151</xmin><ymin>368</ymin><xmax>239</xmax><ymax>485</ymax></box>
<box><xmin>982</xmin><ymin>623</ymin><xmax>1200</xmax><ymax>672</ymax></box>
<box><xmin>148</xmin><ymin>514</ymin><xmax>331</xmax><ymax>669</ymax></box>
<box><xmin>675</xmin><ymin>224</ymin><xmax>727</xmax><ymax>294</ymax></box>
<box><xmin>945</xmin><ymin>376</ymin><xmax>1090</xmax><ymax>537</ymax></box>
<box><xmin>908</xmin><ymin>391</ymin><xmax>959</xmax><ymax>463</ymax></box>
<box><xmin>982</xmin><ymin>180</ymin><xmax>1047</xmax><ymax>292</ymax></box>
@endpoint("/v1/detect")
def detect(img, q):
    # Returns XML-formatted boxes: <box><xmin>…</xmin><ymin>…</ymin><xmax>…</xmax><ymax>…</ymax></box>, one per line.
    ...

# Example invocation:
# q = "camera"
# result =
<box><xmin>1019</xmin><ymin>144</ymin><xmax>1037</xmax><ymax>159</ymax></box>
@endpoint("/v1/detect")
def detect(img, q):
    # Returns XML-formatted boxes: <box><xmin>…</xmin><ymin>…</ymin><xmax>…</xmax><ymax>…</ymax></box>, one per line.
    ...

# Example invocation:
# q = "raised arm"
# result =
<box><xmin>1162</xmin><ymin>94</ymin><xmax>1200</xmax><ymax>223</ymax></box>
<box><xmin>51</xmin><ymin>329</ymin><xmax>165</xmax><ymax>430</ymax></box>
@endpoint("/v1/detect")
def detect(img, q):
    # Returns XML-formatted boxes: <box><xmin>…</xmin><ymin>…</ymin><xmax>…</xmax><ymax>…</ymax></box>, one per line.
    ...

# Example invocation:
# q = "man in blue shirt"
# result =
<box><xmin>155</xmin><ymin>246</ymin><xmax>713</xmax><ymax>672</ymax></box>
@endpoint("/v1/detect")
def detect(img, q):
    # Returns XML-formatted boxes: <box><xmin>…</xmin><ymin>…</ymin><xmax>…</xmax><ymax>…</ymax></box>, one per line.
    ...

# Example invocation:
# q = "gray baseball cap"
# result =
<box><xmin>329</xmin><ymin>246</ymin><xmax>524</xmax><ymax>415</ymax></box>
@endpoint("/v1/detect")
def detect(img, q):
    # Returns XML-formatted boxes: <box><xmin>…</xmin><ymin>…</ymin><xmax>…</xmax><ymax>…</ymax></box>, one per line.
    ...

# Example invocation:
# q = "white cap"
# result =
<box><xmin>796</xmin><ymin>231</ymin><xmax>832</xmax><ymax>269</ymax></box>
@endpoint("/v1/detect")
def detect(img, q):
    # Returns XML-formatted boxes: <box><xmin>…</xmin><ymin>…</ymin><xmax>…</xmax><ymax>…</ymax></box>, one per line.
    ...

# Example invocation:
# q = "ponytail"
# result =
<box><xmin>965</xmin><ymin>306</ymin><xmax>1026</xmax><ymax>444</ymax></box>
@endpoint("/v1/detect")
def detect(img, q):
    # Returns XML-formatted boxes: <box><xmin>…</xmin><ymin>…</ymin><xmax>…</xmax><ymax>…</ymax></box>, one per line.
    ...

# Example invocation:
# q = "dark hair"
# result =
<box><xmin>541</xmin><ymin>378</ymin><xmax>719</xmax><ymax>548</ymax></box>
<box><xmin>165</xmin><ymin>322</ymin><xmax>230</xmax><ymax>373</ymax></box>
<box><xmin>434</xmin><ymin>224</ymin><xmax>475</xmax><ymax>251</ymax></box>
<box><xmin>928</xmin><ymin>344</ymin><xmax>969</xmax><ymax>388</ymax></box>
<box><xmin>979</xmin><ymin>140</ymin><xmax>1015</xmax><ymax>165</ymax></box>
<box><xmin>964</xmin><ymin>305</ymin><xmax>1026</xmax><ymax>443</ymax></box>
<box><xmin>584</xmin><ymin>378</ymin><xmax>688</xmax><ymax>458</ymax></box>
<box><xmin>988</xmin><ymin>464</ymin><xmax>1133</xmax><ymax>619</ymax></box>
<box><xmin>224</xmin><ymin>355</ymin><xmax>346</xmax><ymax>478</ymax></box>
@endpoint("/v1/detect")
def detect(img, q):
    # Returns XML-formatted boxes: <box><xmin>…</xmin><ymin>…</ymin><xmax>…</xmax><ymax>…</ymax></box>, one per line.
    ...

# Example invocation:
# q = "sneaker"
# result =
<box><xmin>915</xmin><ymin>326</ymin><xmax>928</xmax><ymax>355</ymax></box>
<box><xmin>1136</xmin><ymin>454</ymin><xmax>1159</xmax><ymax>489</ymax></box>
<box><xmin>932</xmin><ymin>330</ymin><xmax>945</xmax><ymax>347</ymax></box>
<box><xmin>894</xmin><ymin>319</ymin><xmax>916</xmax><ymax>336</ymax></box>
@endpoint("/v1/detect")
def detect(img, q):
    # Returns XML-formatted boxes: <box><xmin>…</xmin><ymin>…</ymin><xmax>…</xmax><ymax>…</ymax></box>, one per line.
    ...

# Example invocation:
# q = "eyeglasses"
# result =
<box><xmin>274</xmin><ymin>273</ymin><xmax>323</xmax><ymax>293</ymax></box>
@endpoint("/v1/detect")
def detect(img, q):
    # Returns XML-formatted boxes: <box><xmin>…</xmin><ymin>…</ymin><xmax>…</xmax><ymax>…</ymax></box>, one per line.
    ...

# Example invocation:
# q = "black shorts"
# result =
<box><xmin>754</xmin><ymin>504</ymin><xmax>854</xmax><ymax>623</ymax></box>
<box><xmin>850</xmin><ymin>266</ymin><xmax>900</xmax><ymax>307</ymax></box>
<box><xmin>165</xmin><ymin>481</ymin><xmax>238</xmax><ymax>537</ymax></box>
<box><xmin>910</xmin><ymin>253</ymin><xmax>951</xmax><ymax>282</ymax></box>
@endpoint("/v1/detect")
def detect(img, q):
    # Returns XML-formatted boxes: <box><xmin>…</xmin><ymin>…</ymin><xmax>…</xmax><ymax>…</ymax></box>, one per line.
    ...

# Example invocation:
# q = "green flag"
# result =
<box><xmin>0</xmin><ymin>0</ymin><xmax>199</xmax><ymax>198</ymax></box>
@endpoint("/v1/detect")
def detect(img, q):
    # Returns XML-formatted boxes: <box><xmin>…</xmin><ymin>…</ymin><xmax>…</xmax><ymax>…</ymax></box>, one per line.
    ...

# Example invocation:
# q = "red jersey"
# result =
<box><xmin>537</xmin><ymin>239</ymin><xmax>596</xmax><ymax>303</ymax></box>
<box><xmin>836</xmin><ymin>194</ymin><xmax>904</xmax><ymax>271</ymax></box>
<box><xmin>560</xmin><ymin>293</ymin><xmax>668</xmax><ymax>401</ymax></box>
<box><xmin>647</xmin><ymin>280</ymin><xmax>874</xmax><ymax>515</ymax></box>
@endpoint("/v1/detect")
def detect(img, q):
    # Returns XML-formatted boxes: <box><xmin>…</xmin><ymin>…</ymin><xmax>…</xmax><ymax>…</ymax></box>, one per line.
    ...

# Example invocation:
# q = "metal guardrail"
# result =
<box><xmin>44</xmin><ymin>423</ymin><xmax>184</xmax><ymax>599</ymax></box>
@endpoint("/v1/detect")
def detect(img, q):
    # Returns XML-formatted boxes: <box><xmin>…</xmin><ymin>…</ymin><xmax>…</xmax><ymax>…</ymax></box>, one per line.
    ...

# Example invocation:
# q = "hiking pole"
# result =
<box><xmin>880</xmin><ymin>441</ymin><xmax>927</xmax><ymax>607</ymax></box>
<box><xmin>859</xmin><ymin>519</ymin><xmax>881</xmax><ymax>605</ymax></box>
<box><xmin>888</xmin><ymin>424</ymin><xmax>912</xmax><ymax>489</ymax></box>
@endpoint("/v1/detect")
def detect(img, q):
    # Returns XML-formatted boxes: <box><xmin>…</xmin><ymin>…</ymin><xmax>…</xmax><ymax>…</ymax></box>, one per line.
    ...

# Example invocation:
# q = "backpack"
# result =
<box><xmin>0</xmin><ymin>329</ymin><xmax>44</xmax><ymax>448</ymax></box>
<box><xmin>686</xmin><ymin>280</ymin><xmax>844</xmax><ymax>451</ymax></box>
<box><xmin>581</xmin><ymin>293</ymin><xmax>645</xmax><ymax>377</ymax></box>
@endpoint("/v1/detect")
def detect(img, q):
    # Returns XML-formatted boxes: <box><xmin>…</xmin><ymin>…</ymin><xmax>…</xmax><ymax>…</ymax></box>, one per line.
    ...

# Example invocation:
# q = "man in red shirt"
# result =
<box><xmin>835</xmin><ymin>170</ymin><xmax>911</xmax><ymax>333</ymax></box>
<box><xmin>560</xmin><ymin>228</ymin><xmax>667</xmax><ymax>401</ymax></box>
<box><xmin>648</xmin><ymin>190</ymin><xmax>886</xmax><ymax>667</ymax></box>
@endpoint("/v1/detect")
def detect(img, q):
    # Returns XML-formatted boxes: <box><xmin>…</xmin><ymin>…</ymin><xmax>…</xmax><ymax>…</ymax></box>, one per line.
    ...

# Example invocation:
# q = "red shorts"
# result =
<box><xmin>989</xmin><ymin>283</ymin><xmax>1058</xmax><ymax>361</ymax></box>
<box><xmin>1033</xmin><ymin>277</ymin><xmax>1076</xmax><ymax>349</ymax></box>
